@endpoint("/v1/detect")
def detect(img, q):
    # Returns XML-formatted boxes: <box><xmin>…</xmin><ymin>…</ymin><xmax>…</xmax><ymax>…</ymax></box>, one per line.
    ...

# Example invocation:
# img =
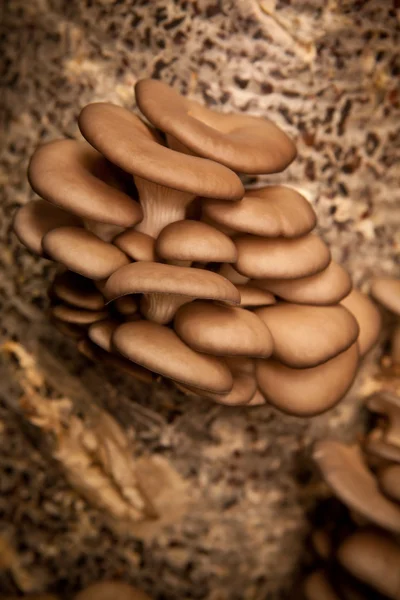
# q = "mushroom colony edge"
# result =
<box><xmin>14</xmin><ymin>79</ymin><xmax>382</xmax><ymax>415</ymax></box>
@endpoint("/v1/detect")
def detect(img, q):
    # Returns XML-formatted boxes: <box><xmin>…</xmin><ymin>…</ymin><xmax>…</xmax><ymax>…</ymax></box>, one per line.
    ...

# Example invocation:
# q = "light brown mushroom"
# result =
<box><xmin>113</xmin><ymin>295</ymin><xmax>138</xmax><ymax>316</ymax></box>
<box><xmin>51</xmin><ymin>271</ymin><xmax>105</xmax><ymax>311</ymax></box>
<box><xmin>135</xmin><ymin>79</ymin><xmax>297</xmax><ymax>174</ymax></box>
<box><xmin>174</xmin><ymin>301</ymin><xmax>273</xmax><ymax>358</ymax></box>
<box><xmin>255</xmin><ymin>303</ymin><xmax>359</xmax><ymax>368</ymax></box>
<box><xmin>378</xmin><ymin>463</ymin><xmax>400</xmax><ymax>504</ymax></box>
<box><xmin>112</xmin><ymin>320</ymin><xmax>233</xmax><ymax>393</ymax></box>
<box><xmin>78</xmin><ymin>103</ymin><xmax>243</xmax><ymax>237</ymax></box>
<box><xmin>255</xmin><ymin>262</ymin><xmax>352</xmax><ymax>306</ymax></box>
<box><xmin>235</xmin><ymin>234</ymin><xmax>331</xmax><ymax>279</ymax></box>
<box><xmin>235</xmin><ymin>284</ymin><xmax>276</xmax><ymax>308</ymax></box>
<box><xmin>13</xmin><ymin>199</ymin><xmax>82</xmax><ymax>256</ymax></box>
<box><xmin>28</xmin><ymin>139</ymin><xmax>142</xmax><ymax>226</ymax></box>
<box><xmin>338</xmin><ymin>529</ymin><xmax>400</xmax><ymax>600</ymax></box>
<box><xmin>88</xmin><ymin>319</ymin><xmax>119</xmax><ymax>352</ymax></box>
<box><xmin>155</xmin><ymin>220</ymin><xmax>237</xmax><ymax>266</ymax></box>
<box><xmin>51</xmin><ymin>304</ymin><xmax>108</xmax><ymax>325</ymax></box>
<box><xmin>313</xmin><ymin>440</ymin><xmax>400</xmax><ymax>533</ymax></box>
<box><xmin>181</xmin><ymin>371</ymin><xmax>257</xmax><ymax>406</ymax></box>
<box><xmin>370</xmin><ymin>277</ymin><xmax>400</xmax><ymax>315</ymax></box>
<box><xmin>42</xmin><ymin>226</ymin><xmax>130</xmax><ymax>280</ymax></box>
<box><xmin>202</xmin><ymin>185</ymin><xmax>316</xmax><ymax>238</ymax></box>
<box><xmin>256</xmin><ymin>343</ymin><xmax>359</xmax><ymax>416</ymax></box>
<box><xmin>365</xmin><ymin>392</ymin><xmax>400</xmax><ymax>448</ymax></box>
<box><xmin>74</xmin><ymin>580</ymin><xmax>152</xmax><ymax>600</ymax></box>
<box><xmin>104</xmin><ymin>261</ymin><xmax>240</xmax><ymax>324</ymax></box>
<box><xmin>341</xmin><ymin>289</ymin><xmax>381</xmax><ymax>356</ymax></box>
<box><xmin>218</xmin><ymin>263</ymin><xmax>249</xmax><ymax>285</ymax></box>
<box><xmin>303</xmin><ymin>570</ymin><xmax>341</xmax><ymax>600</ymax></box>
<box><xmin>113</xmin><ymin>229</ymin><xmax>156</xmax><ymax>262</ymax></box>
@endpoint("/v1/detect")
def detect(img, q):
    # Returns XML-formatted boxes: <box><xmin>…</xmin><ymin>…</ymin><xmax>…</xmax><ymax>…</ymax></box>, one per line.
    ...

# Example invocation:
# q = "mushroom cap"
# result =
<box><xmin>156</xmin><ymin>220</ymin><xmax>237</xmax><ymax>263</ymax></box>
<box><xmin>52</xmin><ymin>271</ymin><xmax>105</xmax><ymax>311</ymax></box>
<box><xmin>113</xmin><ymin>229</ymin><xmax>156</xmax><ymax>262</ymax></box>
<box><xmin>256</xmin><ymin>343</ymin><xmax>359</xmax><ymax>416</ymax></box>
<box><xmin>202</xmin><ymin>186</ymin><xmax>316</xmax><ymax>238</ymax></box>
<box><xmin>113</xmin><ymin>295</ymin><xmax>139</xmax><ymax>316</ymax></box>
<box><xmin>13</xmin><ymin>199</ymin><xmax>83</xmax><ymax>256</ymax></box>
<box><xmin>174</xmin><ymin>301</ymin><xmax>273</xmax><ymax>358</ymax></box>
<box><xmin>42</xmin><ymin>226</ymin><xmax>129</xmax><ymax>280</ymax></box>
<box><xmin>28</xmin><ymin>139</ymin><xmax>142</xmax><ymax>227</ymax></box>
<box><xmin>236</xmin><ymin>284</ymin><xmax>276</xmax><ymax>308</ymax></box>
<box><xmin>379</xmin><ymin>464</ymin><xmax>400</xmax><ymax>504</ymax></box>
<box><xmin>341</xmin><ymin>289</ymin><xmax>381</xmax><ymax>356</ymax></box>
<box><xmin>255</xmin><ymin>262</ymin><xmax>352</xmax><ymax>306</ymax></box>
<box><xmin>313</xmin><ymin>440</ymin><xmax>400</xmax><ymax>533</ymax></box>
<box><xmin>235</xmin><ymin>234</ymin><xmax>331</xmax><ymax>279</ymax></box>
<box><xmin>51</xmin><ymin>304</ymin><xmax>108</xmax><ymax>325</ymax></box>
<box><xmin>218</xmin><ymin>263</ymin><xmax>249</xmax><ymax>285</ymax></box>
<box><xmin>255</xmin><ymin>303</ymin><xmax>359</xmax><ymax>368</ymax></box>
<box><xmin>74</xmin><ymin>580</ymin><xmax>152</xmax><ymax>600</ymax></box>
<box><xmin>103</xmin><ymin>262</ymin><xmax>240</xmax><ymax>305</ymax></box>
<box><xmin>112</xmin><ymin>320</ymin><xmax>233</xmax><ymax>393</ymax></box>
<box><xmin>88</xmin><ymin>319</ymin><xmax>119</xmax><ymax>352</ymax></box>
<box><xmin>338</xmin><ymin>529</ymin><xmax>400</xmax><ymax>600</ymax></box>
<box><xmin>135</xmin><ymin>79</ymin><xmax>297</xmax><ymax>174</ymax></box>
<box><xmin>303</xmin><ymin>570</ymin><xmax>341</xmax><ymax>600</ymax></box>
<box><xmin>79</xmin><ymin>103</ymin><xmax>244</xmax><ymax>200</ymax></box>
<box><xmin>51</xmin><ymin>318</ymin><xmax>86</xmax><ymax>340</ymax></box>
<box><xmin>370</xmin><ymin>277</ymin><xmax>400</xmax><ymax>315</ymax></box>
<box><xmin>183</xmin><ymin>371</ymin><xmax>257</xmax><ymax>406</ymax></box>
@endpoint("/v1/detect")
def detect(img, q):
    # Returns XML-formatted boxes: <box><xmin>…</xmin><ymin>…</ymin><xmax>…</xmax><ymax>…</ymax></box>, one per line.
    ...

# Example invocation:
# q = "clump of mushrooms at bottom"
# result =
<box><xmin>13</xmin><ymin>78</ymin><xmax>381</xmax><ymax>413</ymax></box>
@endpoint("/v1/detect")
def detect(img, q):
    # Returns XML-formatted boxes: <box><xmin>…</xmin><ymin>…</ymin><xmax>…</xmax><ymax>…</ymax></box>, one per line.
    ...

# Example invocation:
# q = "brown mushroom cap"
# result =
<box><xmin>78</xmin><ymin>103</ymin><xmax>244</xmax><ymax>200</ymax></box>
<box><xmin>113</xmin><ymin>295</ymin><xmax>138</xmax><ymax>316</ymax></box>
<box><xmin>183</xmin><ymin>371</ymin><xmax>257</xmax><ymax>406</ymax></box>
<box><xmin>103</xmin><ymin>262</ymin><xmax>240</xmax><ymax>305</ymax></box>
<box><xmin>255</xmin><ymin>303</ymin><xmax>359</xmax><ymax>368</ymax></box>
<box><xmin>112</xmin><ymin>320</ymin><xmax>233</xmax><ymax>393</ymax></box>
<box><xmin>235</xmin><ymin>234</ymin><xmax>331</xmax><ymax>279</ymax></box>
<box><xmin>13</xmin><ymin>199</ymin><xmax>82</xmax><ymax>256</ymax></box>
<box><xmin>156</xmin><ymin>220</ymin><xmax>237</xmax><ymax>264</ymax></box>
<box><xmin>365</xmin><ymin>392</ymin><xmax>400</xmax><ymax>447</ymax></box>
<box><xmin>28</xmin><ymin>139</ymin><xmax>142</xmax><ymax>227</ymax></box>
<box><xmin>313</xmin><ymin>440</ymin><xmax>400</xmax><ymax>533</ymax></box>
<box><xmin>256</xmin><ymin>343</ymin><xmax>359</xmax><ymax>416</ymax></box>
<box><xmin>236</xmin><ymin>284</ymin><xmax>276</xmax><ymax>308</ymax></box>
<box><xmin>255</xmin><ymin>262</ymin><xmax>352</xmax><ymax>306</ymax></box>
<box><xmin>42</xmin><ymin>226</ymin><xmax>129</xmax><ymax>280</ymax></box>
<box><xmin>113</xmin><ymin>229</ymin><xmax>156</xmax><ymax>262</ymax></box>
<box><xmin>370</xmin><ymin>277</ymin><xmax>400</xmax><ymax>315</ymax></box>
<box><xmin>52</xmin><ymin>271</ymin><xmax>105</xmax><ymax>311</ymax></box>
<box><xmin>51</xmin><ymin>318</ymin><xmax>86</xmax><ymax>340</ymax></box>
<box><xmin>341</xmin><ymin>289</ymin><xmax>381</xmax><ymax>356</ymax></box>
<box><xmin>378</xmin><ymin>464</ymin><xmax>400</xmax><ymax>504</ymax></box>
<box><xmin>88</xmin><ymin>319</ymin><xmax>119</xmax><ymax>352</ymax></box>
<box><xmin>74</xmin><ymin>580</ymin><xmax>152</xmax><ymax>600</ymax></box>
<box><xmin>202</xmin><ymin>186</ymin><xmax>316</xmax><ymax>238</ymax></box>
<box><xmin>338</xmin><ymin>529</ymin><xmax>400</xmax><ymax>600</ymax></box>
<box><xmin>51</xmin><ymin>304</ymin><xmax>108</xmax><ymax>325</ymax></box>
<box><xmin>135</xmin><ymin>79</ymin><xmax>297</xmax><ymax>174</ymax></box>
<box><xmin>303</xmin><ymin>570</ymin><xmax>341</xmax><ymax>600</ymax></box>
<box><xmin>174</xmin><ymin>301</ymin><xmax>273</xmax><ymax>358</ymax></box>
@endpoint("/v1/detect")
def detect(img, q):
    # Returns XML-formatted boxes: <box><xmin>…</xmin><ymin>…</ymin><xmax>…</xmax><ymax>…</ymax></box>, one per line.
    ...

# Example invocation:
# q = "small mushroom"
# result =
<box><xmin>135</xmin><ymin>79</ymin><xmax>297</xmax><ymax>174</ymax></box>
<box><xmin>78</xmin><ymin>103</ymin><xmax>243</xmax><ymax>237</ymax></box>
<box><xmin>104</xmin><ymin>261</ymin><xmax>240</xmax><ymax>324</ymax></box>
<box><xmin>313</xmin><ymin>440</ymin><xmax>400</xmax><ymax>533</ymax></box>
<box><xmin>113</xmin><ymin>295</ymin><xmax>139</xmax><ymax>316</ymax></box>
<box><xmin>341</xmin><ymin>289</ymin><xmax>381</xmax><ymax>356</ymax></box>
<box><xmin>338</xmin><ymin>529</ymin><xmax>400</xmax><ymax>600</ymax></box>
<box><xmin>88</xmin><ymin>319</ymin><xmax>119</xmax><ymax>352</ymax></box>
<box><xmin>202</xmin><ymin>185</ymin><xmax>316</xmax><ymax>238</ymax></box>
<box><xmin>112</xmin><ymin>320</ymin><xmax>233</xmax><ymax>393</ymax></box>
<box><xmin>365</xmin><ymin>392</ymin><xmax>400</xmax><ymax>447</ymax></box>
<box><xmin>113</xmin><ymin>229</ymin><xmax>156</xmax><ymax>262</ymax></box>
<box><xmin>51</xmin><ymin>304</ymin><xmax>108</xmax><ymax>325</ymax></box>
<box><xmin>174</xmin><ymin>301</ymin><xmax>273</xmax><ymax>358</ymax></box>
<box><xmin>256</xmin><ymin>343</ymin><xmax>359</xmax><ymax>416</ymax></box>
<box><xmin>181</xmin><ymin>370</ymin><xmax>257</xmax><ymax>406</ymax></box>
<box><xmin>155</xmin><ymin>220</ymin><xmax>237</xmax><ymax>266</ymax></box>
<box><xmin>255</xmin><ymin>303</ymin><xmax>359</xmax><ymax>368</ymax></box>
<box><xmin>235</xmin><ymin>234</ymin><xmax>331</xmax><ymax>279</ymax></box>
<box><xmin>13</xmin><ymin>199</ymin><xmax>82</xmax><ymax>256</ymax></box>
<box><xmin>218</xmin><ymin>263</ymin><xmax>249</xmax><ymax>285</ymax></box>
<box><xmin>74</xmin><ymin>580</ymin><xmax>152</xmax><ymax>600</ymax></box>
<box><xmin>303</xmin><ymin>570</ymin><xmax>341</xmax><ymax>600</ymax></box>
<box><xmin>51</xmin><ymin>271</ymin><xmax>105</xmax><ymax>311</ymax></box>
<box><xmin>255</xmin><ymin>262</ymin><xmax>352</xmax><ymax>306</ymax></box>
<box><xmin>28</xmin><ymin>139</ymin><xmax>142</xmax><ymax>226</ymax></box>
<box><xmin>235</xmin><ymin>284</ymin><xmax>276</xmax><ymax>308</ymax></box>
<box><xmin>378</xmin><ymin>463</ymin><xmax>400</xmax><ymax>504</ymax></box>
<box><xmin>42</xmin><ymin>226</ymin><xmax>130</xmax><ymax>280</ymax></box>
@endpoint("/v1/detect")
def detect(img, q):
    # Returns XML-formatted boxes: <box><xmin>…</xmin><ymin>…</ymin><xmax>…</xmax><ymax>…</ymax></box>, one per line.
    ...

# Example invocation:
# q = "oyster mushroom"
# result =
<box><xmin>112</xmin><ymin>320</ymin><xmax>233</xmax><ymax>393</ymax></box>
<box><xmin>104</xmin><ymin>261</ymin><xmax>240</xmax><ymax>324</ymax></box>
<box><xmin>135</xmin><ymin>78</ymin><xmax>297</xmax><ymax>174</ymax></box>
<box><xmin>235</xmin><ymin>285</ymin><xmax>276</xmax><ymax>308</ymax></box>
<box><xmin>28</xmin><ymin>139</ymin><xmax>142</xmax><ymax>227</ymax></box>
<box><xmin>88</xmin><ymin>319</ymin><xmax>119</xmax><ymax>352</ymax></box>
<box><xmin>202</xmin><ymin>185</ymin><xmax>316</xmax><ymax>238</ymax></box>
<box><xmin>74</xmin><ymin>580</ymin><xmax>152</xmax><ymax>600</ymax></box>
<box><xmin>256</xmin><ymin>343</ymin><xmax>359</xmax><ymax>416</ymax></box>
<box><xmin>51</xmin><ymin>271</ymin><xmax>105</xmax><ymax>311</ymax></box>
<box><xmin>78</xmin><ymin>103</ymin><xmax>243</xmax><ymax>238</ymax></box>
<box><xmin>255</xmin><ymin>303</ymin><xmax>359</xmax><ymax>368</ymax></box>
<box><xmin>341</xmin><ymin>289</ymin><xmax>381</xmax><ymax>357</ymax></box>
<box><xmin>113</xmin><ymin>230</ymin><xmax>156</xmax><ymax>262</ymax></box>
<box><xmin>51</xmin><ymin>304</ymin><xmax>108</xmax><ymax>325</ymax></box>
<box><xmin>235</xmin><ymin>233</ymin><xmax>331</xmax><ymax>279</ymax></box>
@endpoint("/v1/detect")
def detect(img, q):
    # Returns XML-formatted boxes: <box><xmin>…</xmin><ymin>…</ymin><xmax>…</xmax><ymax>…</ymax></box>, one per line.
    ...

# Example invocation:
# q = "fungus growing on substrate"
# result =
<box><xmin>15</xmin><ymin>78</ymin><xmax>363</xmax><ymax>411</ymax></box>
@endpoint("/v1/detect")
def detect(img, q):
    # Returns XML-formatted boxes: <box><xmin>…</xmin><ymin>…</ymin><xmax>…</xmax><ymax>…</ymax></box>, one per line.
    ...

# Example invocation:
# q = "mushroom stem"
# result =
<box><xmin>140</xmin><ymin>293</ymin><xmax>191</xmax><ymax>325</ymax></box>
<box><xmin>134</xmin><ymin>176</ymin><xmax>194</xmax><ymax>238</ymax></box>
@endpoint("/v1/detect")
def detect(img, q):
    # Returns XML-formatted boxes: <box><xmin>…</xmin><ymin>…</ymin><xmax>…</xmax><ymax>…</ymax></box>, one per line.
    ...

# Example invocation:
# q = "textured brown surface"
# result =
<box><xmin>1</xmin><ymin>1</ymin><xmax>400</xmax><ymax>599</ymax></box>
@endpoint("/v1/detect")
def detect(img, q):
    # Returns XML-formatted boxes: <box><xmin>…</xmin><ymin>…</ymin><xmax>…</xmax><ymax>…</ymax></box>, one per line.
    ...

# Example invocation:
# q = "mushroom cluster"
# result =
<box><xmin>14</xmin><ymin>79</ymin><xmax>377</xmax><ymax>412</ymax></box>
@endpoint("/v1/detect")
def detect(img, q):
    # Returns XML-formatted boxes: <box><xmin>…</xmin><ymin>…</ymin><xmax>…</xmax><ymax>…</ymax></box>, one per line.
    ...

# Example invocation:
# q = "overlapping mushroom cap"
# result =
<box><xmin>15</xmin><ymin>78</ymin><xmax>364</xmax><ymax>412</ymax></box>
